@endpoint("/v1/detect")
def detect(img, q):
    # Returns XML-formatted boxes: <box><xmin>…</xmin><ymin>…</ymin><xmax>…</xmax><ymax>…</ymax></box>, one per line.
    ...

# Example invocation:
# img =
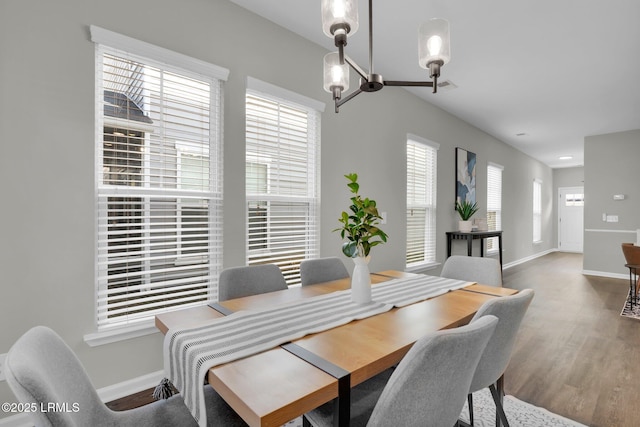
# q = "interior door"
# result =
<box><xmin>558</xmin><ymin>187</ymin><xmax>584</xmax><ymax>253</ymax></box>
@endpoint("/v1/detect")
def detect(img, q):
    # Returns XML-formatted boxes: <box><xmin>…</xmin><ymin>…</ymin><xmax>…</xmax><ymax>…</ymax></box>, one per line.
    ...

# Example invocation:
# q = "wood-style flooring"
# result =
<box><xmin>503</xmin><ymin>252</ymin><xmax>639</xmax><ymax>427</ymax></box>
<box><xmin>109</xmin><ymin>252</ymin><xmax>638</xmax><ymax>426</ymax></box>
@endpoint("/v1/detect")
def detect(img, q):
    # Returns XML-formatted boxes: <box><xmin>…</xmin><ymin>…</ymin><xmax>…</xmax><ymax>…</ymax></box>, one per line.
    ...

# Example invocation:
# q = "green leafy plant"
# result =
<box><xmin>455</xmin><ymin>200</ymin><xmax>479</xmax><ymax>221</ymax></box>
<box><xmin>334</xmin><ymin>173</ymin><xmax>388</xmax><ymax>258</ymax></box>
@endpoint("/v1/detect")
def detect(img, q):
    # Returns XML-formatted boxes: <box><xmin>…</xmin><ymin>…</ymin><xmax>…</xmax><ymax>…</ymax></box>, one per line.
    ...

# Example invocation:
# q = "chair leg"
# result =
<box><xmin>468</xmin><ymin>393</ymin><xmax>474</xmax><ymax>425</ymax></box>
<box><xmin>488</xmin><ymin>384</ymin><xmax>510</xmax><ymax>427</ymax></box>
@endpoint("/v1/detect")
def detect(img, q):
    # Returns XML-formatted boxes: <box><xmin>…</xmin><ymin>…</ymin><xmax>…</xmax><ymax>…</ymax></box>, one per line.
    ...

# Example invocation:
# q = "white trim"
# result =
<box><xmin>97</xmin><ymin>370</ymin><xmax>165</xmax><ymax>402</ymax></box>
<box><xmin>407</xmin><ymin>133</ymin><xmax>440</xmax><ymax>150</ymax></box>
<box><xmin>582</xmin><ymin>270</ymin><xmax>628</xmax><ymax>280</ymax></box>
<box><xmin>585</xmin><ymin>228</ymin><xmax>638</xmax><ymax>234</ymax></box>
<box><xmin>83</xmin><ymin>322</ymin><xmax>159</xmax><ymax>347</ymax></box>
<box><xmin>502</xmin><ymin>248</ymin><xmax>557</xmax><ymax>270</ymax></box>
<box><xmin>405</xmin><ymin>261</ymin><xmax>440</xmax><ymax>273</ymax></box>
<box><xmin>90</xmin><ymin>25</ymin><xmax>229</xmax><ymax>80</ymax></box>
<box><xmin>246</xmin><ymin>76</ymin><xmax>326</xmax><ymax>112</ymax></box>
<box><xmin>487</xmin><ymin>161</ymin><xmax>504</xmax><ymax>170</ymax></box>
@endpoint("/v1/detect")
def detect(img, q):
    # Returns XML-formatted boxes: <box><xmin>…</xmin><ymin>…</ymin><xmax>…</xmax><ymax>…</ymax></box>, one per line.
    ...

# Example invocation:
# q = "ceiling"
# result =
<box><xmin>229</xmin><ymin>0</ymin><xmax>640</xmax><ymax>168</ymax></box>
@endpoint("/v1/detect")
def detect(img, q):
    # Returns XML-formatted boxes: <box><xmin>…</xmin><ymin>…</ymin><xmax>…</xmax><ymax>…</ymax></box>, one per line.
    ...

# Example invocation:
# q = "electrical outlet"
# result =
<box><xmin>0</xmin><ymin>353</ymin><xmax>6</xmax><ymax>381</ymax></box>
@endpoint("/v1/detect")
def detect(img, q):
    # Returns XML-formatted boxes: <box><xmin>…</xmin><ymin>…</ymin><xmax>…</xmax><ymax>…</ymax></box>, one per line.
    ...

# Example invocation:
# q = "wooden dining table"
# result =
<box><xmin>156</xmin><ymin>270</ymin><xmax>518</xmax><ymax>427</ymax></box>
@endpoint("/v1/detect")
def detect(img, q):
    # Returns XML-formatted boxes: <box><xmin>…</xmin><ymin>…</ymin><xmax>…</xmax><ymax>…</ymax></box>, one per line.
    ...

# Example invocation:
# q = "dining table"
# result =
<box><xmin>155</xmin><ymin>270</ymin><xmax>518</xmax><ymax>427</ymax></box>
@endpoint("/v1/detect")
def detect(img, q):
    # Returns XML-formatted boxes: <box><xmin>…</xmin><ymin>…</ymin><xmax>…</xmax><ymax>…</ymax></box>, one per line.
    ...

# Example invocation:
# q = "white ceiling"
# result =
<box><xmin>229</xmin><ymin>0</ymin><xmax>640</xmax><ymax>168</ymax></box>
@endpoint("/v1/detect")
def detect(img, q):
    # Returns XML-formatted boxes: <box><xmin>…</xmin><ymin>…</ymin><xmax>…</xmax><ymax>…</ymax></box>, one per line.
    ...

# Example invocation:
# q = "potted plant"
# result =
<box><xmin>455</xmin><ymin>200</ymin><xmax>479</xmax><ymax>232</ymax></box>
<box><xmin>335</xmin><ymin>173</ymin><xmax>388</xmax><ymax>303</ymax></box>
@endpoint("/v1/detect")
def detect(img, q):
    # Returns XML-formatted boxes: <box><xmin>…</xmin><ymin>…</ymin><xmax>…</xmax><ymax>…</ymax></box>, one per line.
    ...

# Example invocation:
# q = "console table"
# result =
<box><xmin>446</xmin><ymin>230</ymin><xmax>503</xmax><ymax>267</ymax></box>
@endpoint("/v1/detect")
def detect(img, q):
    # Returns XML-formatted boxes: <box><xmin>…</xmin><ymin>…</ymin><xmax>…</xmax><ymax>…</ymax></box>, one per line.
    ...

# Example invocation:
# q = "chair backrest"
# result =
<box><xmin>469</xmin><ymin>289</ymin><xmax>535</xmax><ymax>392</ymax></box>
<box><xmin>367</xmin><ymin>315</ymin><xmax>499</xmax><ymax>427</ymax></box>
<box><xmin>300</xmin><ymin>257</ymin><xmax>350</xmax><ymax>286</ymax></box>
<box><xmin>441</xmin><ymin>255</ymin><xmax>502</xmax><ymax>286</ymax></box>
<box><xmin>5</xmin><ymin>326</ymin><xmax>112</xmax><ymax>427</ymax></box>
<box><xmin>218</xmin><ymin>264</ymin><xmax>288</xmax><ymax>301</ymax></box>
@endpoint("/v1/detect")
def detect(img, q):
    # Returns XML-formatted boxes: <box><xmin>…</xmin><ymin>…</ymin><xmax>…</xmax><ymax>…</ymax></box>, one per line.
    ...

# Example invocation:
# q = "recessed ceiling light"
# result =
<box><xmin>558</xmin><ymin>156</ymin><xmax>573</xmax><ymax>160</ymax></box>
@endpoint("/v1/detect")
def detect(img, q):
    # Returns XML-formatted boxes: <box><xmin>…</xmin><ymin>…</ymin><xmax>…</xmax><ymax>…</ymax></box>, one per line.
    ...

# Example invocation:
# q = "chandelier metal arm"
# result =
<box><xmin>383</xmin><ymin>81</ymin><xmax>435</xmax><ymax>87</ymax></box>
<box><xmin>344</xmin><ymin>54</ymin><xmax>368</xmax><ymax>81</ymax></box>
<box><xmin>335</xmin><ymin>88</ymin><xmax>363</xmax><ymax>113</ymax></box>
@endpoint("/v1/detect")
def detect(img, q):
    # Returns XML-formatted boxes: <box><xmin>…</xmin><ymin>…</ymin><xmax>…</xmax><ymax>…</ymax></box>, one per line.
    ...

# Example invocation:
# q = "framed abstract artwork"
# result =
<box><xmin>456</xmin><ymin>147</ymin><xmax>476</xmax><ymax>205</ymax></box>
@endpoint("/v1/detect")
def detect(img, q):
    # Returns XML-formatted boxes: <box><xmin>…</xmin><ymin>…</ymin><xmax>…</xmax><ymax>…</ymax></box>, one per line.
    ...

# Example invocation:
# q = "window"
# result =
<box><xmin>245</xmin><ymin>78</ymin><xmax>323</xmax><ymax>285</ymax></box>
<box><xmin>565</xmin><ymin>193</ymin><xmax>584</xmax><ymax>207</ymax></box>
<box><xmin>486</xmin><ymin>163</ymin><xmax>503</xmax><ymax>252</ymax></box>
<box><xmin>92</xmin><ymin>27</ymin><xmax>228</xmax><ymax>329</ymax></box>
<box><xmin>533</xmin><ymin>179</ymin><xmax>542</xmax><ymax>243</ymax></box>
<box><xmin>406</xmin><ymin>135</ymin><xmax>439</xmax><ymax>268</ymax></box>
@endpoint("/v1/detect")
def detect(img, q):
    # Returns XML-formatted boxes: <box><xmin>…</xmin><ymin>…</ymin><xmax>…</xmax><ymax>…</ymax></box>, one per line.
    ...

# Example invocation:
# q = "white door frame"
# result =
<box><xmin>557</xmin><ymin>186</ymin><xmax>584</xmax><ymax>253</ymax></box>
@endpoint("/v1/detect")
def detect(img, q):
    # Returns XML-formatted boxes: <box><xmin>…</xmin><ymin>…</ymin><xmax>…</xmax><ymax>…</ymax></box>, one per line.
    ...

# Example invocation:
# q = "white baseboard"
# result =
<box><xmin>582</xmin><ymin>269</ymin><xmax>628</xmax><ymax>280</ymax></box>
<box><xmin>503</xmin><ymin>248</ymin><xmax>557</xmax><ymax>270</ymax></box>
<box><xmin>0</xmin><ymin>370</ymin><xmax>165</xmax><ymax>427</ymax></box>
<box><xmin>96</xmin><ymin>369</ymin><xmax>165</xmax><ymax>403</ymax></box>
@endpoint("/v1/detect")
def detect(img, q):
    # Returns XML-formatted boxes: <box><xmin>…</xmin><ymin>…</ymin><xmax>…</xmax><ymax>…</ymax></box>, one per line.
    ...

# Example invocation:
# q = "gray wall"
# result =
<box><xmin>0</xmin><ymin>0</ymin><xmax>554</xmax><ymax>409</ymax></box>
<box><xmin>583</xmin><ymin>130</ymin><xmax>640</xmax><ymax>275</ymax></box>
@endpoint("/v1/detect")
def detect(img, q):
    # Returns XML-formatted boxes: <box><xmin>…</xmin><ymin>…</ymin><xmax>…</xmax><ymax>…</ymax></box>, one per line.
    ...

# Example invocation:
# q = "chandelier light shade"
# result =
<box><xmin>418</xmin><ymin>18</ymin><xmax>451</xmax><ymax>82</ymax></box>
<box><xmin>321</xmin><ymin>0</ymin><xmax>359</xmax><ymax>44</ymax></box>
<box><xmin>323</xmin><ymin>52</ymin><xmax>350</xmax><ymax>98</ymax></box>
<box><xmin>321</xmin><ymin>0</ymin><xmax>452</xmax><ymax>113</ymax></box>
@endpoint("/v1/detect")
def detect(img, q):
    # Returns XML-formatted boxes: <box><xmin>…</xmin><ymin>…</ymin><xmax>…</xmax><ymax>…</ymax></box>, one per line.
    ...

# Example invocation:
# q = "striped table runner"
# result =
<box><xmin>164</xmin><ymin>274</ymin><xmax>471</xmax><ymax>427</ymax></box>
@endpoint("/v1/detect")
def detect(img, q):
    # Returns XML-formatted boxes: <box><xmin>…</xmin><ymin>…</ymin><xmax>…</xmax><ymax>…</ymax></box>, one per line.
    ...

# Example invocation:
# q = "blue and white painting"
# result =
<box><xmin>456</xmin><ymin>147</ymin><xmax>476</xmax><ymax>205</ymax></box>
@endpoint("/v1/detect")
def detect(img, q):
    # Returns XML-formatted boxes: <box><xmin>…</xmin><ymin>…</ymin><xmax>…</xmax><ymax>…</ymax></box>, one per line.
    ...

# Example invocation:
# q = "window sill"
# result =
<box><xmin>84</xmin><ymin>321</ymin><xmax>160</xmax><ymax>347</ymax></box>
<box><xmin>405</xmin><ymin>262</ymin><xmax>440</xmax><ymax>274</ymax></box>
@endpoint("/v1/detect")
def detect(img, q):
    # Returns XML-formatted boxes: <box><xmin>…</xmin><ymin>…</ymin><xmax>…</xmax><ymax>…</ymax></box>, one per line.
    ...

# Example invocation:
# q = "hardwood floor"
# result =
<box><xmin>503</xmin><ymin>252</ymin><xmax>638</xmax><ymax>427</ymax></box>
<box><xmin>109</xmin><ymin>252</ymin><xmax>637</xmax><ymax>426</ymax></box>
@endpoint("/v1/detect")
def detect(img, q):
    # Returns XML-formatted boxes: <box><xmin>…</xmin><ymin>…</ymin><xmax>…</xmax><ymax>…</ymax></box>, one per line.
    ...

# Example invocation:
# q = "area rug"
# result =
<box><xmin>284</xmin><ymin>388</ymin><xmax>586</xmax><ymax>426</ymax></box>
<box><xmin>620</xmin><ymin>299</ymin><xmax>640</xmax><ymax>320</ymax></box>
<box><xmin>459</xmin><ymin>388</ymin><xmax>587</xmax><ymax>427</ymax></box>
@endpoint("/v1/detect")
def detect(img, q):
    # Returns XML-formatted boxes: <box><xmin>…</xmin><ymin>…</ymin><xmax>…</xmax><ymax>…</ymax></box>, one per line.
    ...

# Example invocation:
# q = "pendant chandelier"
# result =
<box><xmin>321</xmin><ymin>0</ymin><xmax>451</xmax><ymax>113</ymax></box>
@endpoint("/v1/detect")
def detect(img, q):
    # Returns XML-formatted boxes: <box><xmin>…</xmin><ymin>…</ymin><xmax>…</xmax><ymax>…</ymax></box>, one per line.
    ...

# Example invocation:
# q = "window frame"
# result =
<box><xmin>87</xmin><ymin>26</ymin><xmax>228</xmax><ymax>344</ymax></box>
<box><xmin>405</xmin><ymin>134</ymin><xmax>439</xmax><ymax>270</ymax></box>
<box><xmin>533</xmin><ymin>178</ymin><xmax>542</xmax><ymax>243</ymax></box>
<box><xmin>486</xmin><ymin>162</ymin><xmax>503</xmax><ymax>253</ymax></box>
<box><xmin>244</xmin><ymin>77</ymin><xmax>324</xmax><ymax>286</ymax></box>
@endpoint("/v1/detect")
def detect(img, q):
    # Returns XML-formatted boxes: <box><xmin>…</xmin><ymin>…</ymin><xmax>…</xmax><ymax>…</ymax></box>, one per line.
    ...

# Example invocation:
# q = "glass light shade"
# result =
<box><xmin>323</xmin><ymin>52</ymin><xmax>349</xmax><ymax>92</ymax></box>
<box><xmin>418</xmin><ymin>18</ymin><xmax>451</xmax><ymax>68</ymax></box>
<box><xmin>321</xmin><ymin>0</ymin><xmax>359</xmax><ymax>38</ymax></box>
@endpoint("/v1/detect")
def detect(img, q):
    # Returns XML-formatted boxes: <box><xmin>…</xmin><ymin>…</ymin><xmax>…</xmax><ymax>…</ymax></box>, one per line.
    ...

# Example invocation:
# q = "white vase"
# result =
<box><xmin>458</xmin><ymin>220</ymin><xmax>473</xmax><ymax>232</ymax></box>
<box><xmin>351</xmin><ymin>256</ymin><xmax>372</xmax><ymax>304</ymax></box>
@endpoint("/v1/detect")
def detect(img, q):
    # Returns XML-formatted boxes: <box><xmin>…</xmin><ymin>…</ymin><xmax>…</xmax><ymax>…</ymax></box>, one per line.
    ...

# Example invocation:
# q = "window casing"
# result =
<box><xmin>533</xmin><ymin>179</ymin><xmax>542</xmax><ymax>243</ymax></box>
<box><xmin>245</xmin><ymin>80</ymin><xmax>322</xmax><ymax>285</ymax></box>
<box><xmin>406</xmin><ymin>136</ymin><xmax>439</xmax><ymax>268</ymax></box>
<box><xmin>93</xmin><ymin>28</ymin><xmax>226</xmax><ymax>330</ymax></box>
<box><xmin>486</xmin><ymin>163</ymin><xmax>503</xmax><ymax>252</ymax></box>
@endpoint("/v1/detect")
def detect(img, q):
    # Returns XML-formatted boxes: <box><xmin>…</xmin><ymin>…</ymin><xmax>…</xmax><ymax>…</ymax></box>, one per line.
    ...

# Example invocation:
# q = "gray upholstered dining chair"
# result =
<box><xmin>5</xmin><ymin>326</ymin><xmax>247</xmax><ymax>427</ymax></box>
<box><xmin>300</xmin><ymin>257</ymin><xmax>350</xmax><ymax>286</ymax></box>
<box><xmin>465</xmin><ymin>289</ymin><xmax>535</xmax><ymax>427</ymax></box>
<box><xmin>218</xmin><ymin>264</ymin><xmax>288</xmax><ymax>301</ymax></box>
<box><xmin>441</xmin><ymin>255</ymin><xmax>503</xmax><ymax>286</ymax></box>
<box><xmin>304</xmin><ymin>315</ymin><xmax>499</xmax><ymax>427</ymax></box>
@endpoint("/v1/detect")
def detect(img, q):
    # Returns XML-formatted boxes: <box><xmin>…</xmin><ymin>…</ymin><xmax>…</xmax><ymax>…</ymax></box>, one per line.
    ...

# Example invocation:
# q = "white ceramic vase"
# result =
<box><xmin>351</xmin><ymin>256</ymin><xmax>372</xmax><ymax>304</ymax></box>
<box><xmin>458</xmin><ymin>220</ymin><xmax>473</xmax><ymax>232</ymax></box>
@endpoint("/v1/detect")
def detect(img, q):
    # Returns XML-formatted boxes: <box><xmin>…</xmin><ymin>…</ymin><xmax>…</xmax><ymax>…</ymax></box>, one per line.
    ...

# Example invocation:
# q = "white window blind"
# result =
<box><xmin>245</xmin><ymin>85</ymin><xmax>321</xmax><ymax>285</ymax></box>
<box><xmin>533</xmin><ymin>179</ymin><xmax>542</xmax><ymax>242</ymax></box>
<box><xmin>487</xmin><ymin>163</ymin><xmax>503</xmax><ymax>252</ymax></box>
<box><xmin>94</xmin><ymin>42</ymin><xmax>225</xmax><ymax>329</ymax></box>
<box><xmin>406</xmin><ymin>136</ymin><xmax>438</xmax><ymax>267</ymax></box>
